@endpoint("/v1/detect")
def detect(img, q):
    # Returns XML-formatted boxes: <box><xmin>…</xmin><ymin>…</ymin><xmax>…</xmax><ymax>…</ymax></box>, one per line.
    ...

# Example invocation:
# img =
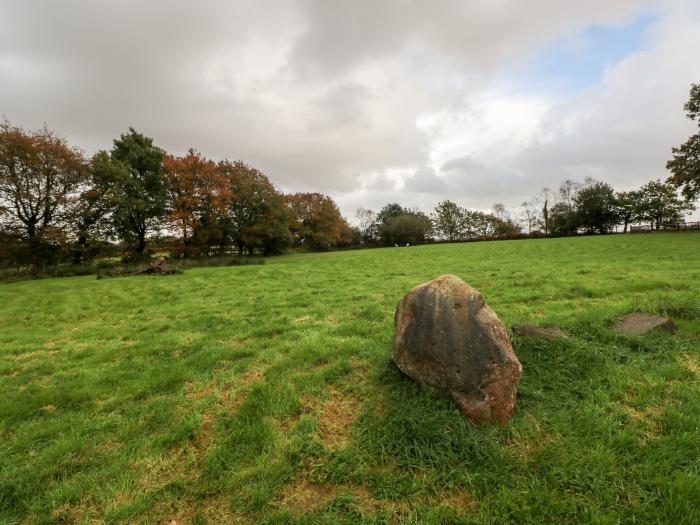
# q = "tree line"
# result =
<box><xmin>0</xmin><ymin>125</ymin><xmax>353</xmax><ymax>268</ymax></box>
<box><xmin>353</xmin><ymin>176</ymin><xmax>694</xmax><ymax>247</ymax></box>
<box><xmin>1</xmin><ymin>83</ymin><xmax>698</xmax><ymax>270</ymax></box>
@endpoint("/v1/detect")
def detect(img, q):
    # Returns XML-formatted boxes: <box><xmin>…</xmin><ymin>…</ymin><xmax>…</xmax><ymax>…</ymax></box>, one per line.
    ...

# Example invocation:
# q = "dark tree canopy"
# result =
<box><xmin>92</xmin><ymin>128</ymin><xmax>167</xmax><ymax>254</ymax></box>
<box><xmin>373</xmin><ymin>203</ymin><xmax>432</xmax><ymax>245</ymax></box>
<box><xmin>219</xmin><ymin>160</ymin><xmax>290</xmax><ymax>256</ymax></box>
<box><xmin>381</xmin><ymin>213</ymin><xmax>432</xmax><ymax>245</ymax></box>
<box><xmin>431</xmin><ymin>200</ymin><xmax>467</xmax><ymax>241</ymax></box>
<box><xmin>574</xmin><ymin>181</ymin><xmax>618</xmax><ymax>234</ymax></box>
<box><xmin>636</xmin><ymin>179</ymin><xmax>691</xmax><ymax>230</ymax></box>
<box><xmin>615</xmin><ymin>190</ymin><xmax>641</xmax><ymax>234</ymax></box>
<box><xmin>667</xmin><ymin>83</ymin><xmax>700</xmax><ymax>201</ymax></box>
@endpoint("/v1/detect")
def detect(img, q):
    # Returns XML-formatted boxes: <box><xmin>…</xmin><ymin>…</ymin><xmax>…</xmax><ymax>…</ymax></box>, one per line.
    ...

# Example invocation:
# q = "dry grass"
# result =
<box><xmin>316</xmin><ymin>385</ymin><xmax>363</xmax><ymax>450</ymax></box>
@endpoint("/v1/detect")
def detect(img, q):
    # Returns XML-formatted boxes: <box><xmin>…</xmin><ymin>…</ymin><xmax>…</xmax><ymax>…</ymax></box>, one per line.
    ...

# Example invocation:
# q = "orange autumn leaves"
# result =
<box><xmin>163</xmin><ymin>150</ymin><xmax>350</xmax><ymax>254</ymax></box>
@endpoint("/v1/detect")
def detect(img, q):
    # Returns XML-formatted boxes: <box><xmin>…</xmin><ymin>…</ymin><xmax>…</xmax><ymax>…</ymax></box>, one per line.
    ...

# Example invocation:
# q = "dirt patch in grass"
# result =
<box><xmin>96</xmin><ymin>439</ymin><xmax>120</xmax><ymax>454</ymax></box>
<box><xmin>274</xmin><ymin>475</ymin><xmax>388</xmax><ymax>516</ymax></box>
<box><xmin>145</xmin><ymin>494</ymin><xmax>252</xmax><ymax>525</ymax></box>
<box><xmin>619</xmin><ymin>395</ymin><xmax>665</xmax><ymax>445</ymax></box>
<box><xmin>348</xmin><ymin>356</ymin><xmax>371</xmax><ymax>380</ymax></box>
<box><xmin>197</xmin><ymin>495</ymin><xmax>253</xmax><ymax>525</ymax></box>
<box><xmin>680</xmin><ymin>354</ymin><xmax>700</xmax><ymax>375</ymax></box>
<box><xmin>436</xmin><ymin>488</ymin><xmax>473</xmax><ymax>510</ymax></box>
<box><xmin>126</xmin><ymin>368</ymin><xmax>269</xmax><ymax>519</ymax></box>
<box><xmin>184</xmin><ymin>380</ymin><xmax>217</xmax><ymax>401</ymax></box>
<box><xmin>622</xmin><ymin>404</ymin><xmax>664</xmax><ymax>422</ymax></box>
<box><xmin>271</xmin><ymin>393</ymin><xmax>318</xmax><ymax>434</ymax></box>
<box><xmin>50</xmin><ymin>502</ymin><xmax>96</xmax><ymax>524</ymax></box>
<box><xmin>194</xmin><ymin>368</ymin><xmax>265</xmax><ymax>449</ymax></box>
<box><xmin>8</xmin><ymin>349</ymin><xmax>61</xmax><ymax>362</ymax></box>
<box><xmin>316</xmin><ymin>385</ymin><xmax>363</xmax><ymax>449</ymax></box>
<box><xmin>275</xmin><ymin>476</ymin><xmax>338</xmax><ymax>512</ymax></box>
<box><xmin>134</xmin><ymin>447</ymin><xmax>196</xmax><ymax>493</ymax></box>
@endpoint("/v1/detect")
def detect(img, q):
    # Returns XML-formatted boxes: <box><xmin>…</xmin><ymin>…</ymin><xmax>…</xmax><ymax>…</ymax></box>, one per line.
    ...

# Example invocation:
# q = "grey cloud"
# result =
<box><xmin>441</xmin><ymin>156</ymin><xmax>481</xmax><ymax>174</ymax></box>
<box><xmin>403</xmin><ymin>167</ymin><xmax>447</xmax><ymax>194</ymax></box>
<box><xmin>0</xmin><ymin>0</ymin><xmax>696</xmax><ymax>219</ymax></box>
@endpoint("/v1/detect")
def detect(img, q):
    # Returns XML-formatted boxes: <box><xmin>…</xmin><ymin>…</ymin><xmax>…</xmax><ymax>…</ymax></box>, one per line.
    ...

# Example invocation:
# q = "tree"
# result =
<box><xmin>548</xmin><ymin>202</ymin><xmax>578</xmax><ymax>236</ymax></box>
<box><xmin>285</xmin><ymin>192</ymin><xmax>348</xmax><ymax>250</ymax></box>
<box><xmin>533</xmin><ymin>187</ymin><xmax>553</xmax><ymax>235</ymax></box>
<box><xmin>615</xmin><ymin>190</ymin><xmax>641</xmax><ymax>233</ymax></box>
<box><xmin>636</xmin><ymin>179</ymin><xmax>693</xmax><ymax>230</ymax></box>
<box><xmin>667</xmin><ymin>83</ymin><xmax>700</xmax><ymax>201</ymax></box>
<box><xmin>519</xmin><ymin>200</ymin><xmax>539</xmax><ymax>234</ymax></box>
<box><xmin>217</xmin><ymin>160</ymin><xmax>290</xmax><ymax>255</ymax></box>
<box><xmin>547</xmin><ymin>181</ymin><xmax>581</xmax><ymax>235</ymax></box>
<box><xmin>463</xmin><ymin>210</ymin><xmax>493</xmax><ymax>238</ymax></box>
<box><xmin>0</xmin><ymin>120</ymin><xmax>87</xmax><ymax>263</ymax></box>
<box><xmin>375</xmin><ymin>203</ymin><xmax>432</xmax><ymax>246</ymax></box>
<box><xmin>558</xmin><ymin>179</ymin><xmax>580</xmax><ymax>212</ymax></box>
<box><xmin>431</xmin><ymin>200</ymin><xmax>467</xmax><ymax>241</ymax></box>
<box><xmin>163</xmin><ymin>149</ymin><xmax>221</xmax><ymax>249</ymax></box>
<box><xmin>92</xmin><ymin>128</ymin><xmax>167</xmax><ymax>255</ymax></box>
<box><xmin>355</xmin><ymin>207</ymin><xmax>378</xmax><ymax>244</ymax></box>
<box><xmin>574</xmin><ymin>181</ymin><xmax>618</xmax><ymax>234</ymax></box>
<box><xmin>491</xmin><ymin>216</ymin><xmax>522</xmax><ymax>236</ymax></box>
<box><xmin>492</xmin><ymin>203</ymin><xmax>508</xmax><ymax>221</ymax></box>
<box><xmin>381</xmin><ymin>213</ymin><xmax>432</xmax><ymax>245</ymax></box>
<box><xmin>376</xmin><ymin>203</ymin><xmax>406</xmax><ymax>225</ymax></box>
<box><xmin>70</xmin><ymin>177</ymin><xmax>111</xmax><ymax>263</ymax></box>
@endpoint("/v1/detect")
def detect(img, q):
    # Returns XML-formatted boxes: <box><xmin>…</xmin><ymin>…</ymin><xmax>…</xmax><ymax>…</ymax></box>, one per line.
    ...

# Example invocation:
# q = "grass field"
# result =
<box><xmin>1</xmin><ymin>233</ymin><xmax>699</xmax><ymax>524</ymax></box>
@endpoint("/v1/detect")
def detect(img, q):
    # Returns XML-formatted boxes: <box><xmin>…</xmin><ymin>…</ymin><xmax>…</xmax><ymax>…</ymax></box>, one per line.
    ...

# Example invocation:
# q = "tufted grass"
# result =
<box><xmin>1</xmin><ymin>232</ymin><xmax>699</xmax><ymax>524</ymax></box>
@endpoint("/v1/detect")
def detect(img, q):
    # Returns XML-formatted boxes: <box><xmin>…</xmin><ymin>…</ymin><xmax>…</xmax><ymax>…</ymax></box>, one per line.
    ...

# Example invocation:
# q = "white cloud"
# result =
<box><xmin>0</xmin><ymin>0</ymin><xmax>697</xmax><ymax>219</ymax></box>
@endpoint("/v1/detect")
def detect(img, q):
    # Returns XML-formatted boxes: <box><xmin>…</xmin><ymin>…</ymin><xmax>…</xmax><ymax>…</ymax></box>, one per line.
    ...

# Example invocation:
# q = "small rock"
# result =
<box><xmin>392</xmin><ymin>275</ymin><xmax>522</xmax><ymax>425</ymax></box>
<box><xmin>512</xmin><ymin>324</ymin><xmax>567</xmax><ymax>340</ymax></box>
<box><xmin>614</xmin><ymin>312</ymin><xmax>677</xmax><ymax>336</ymax></box>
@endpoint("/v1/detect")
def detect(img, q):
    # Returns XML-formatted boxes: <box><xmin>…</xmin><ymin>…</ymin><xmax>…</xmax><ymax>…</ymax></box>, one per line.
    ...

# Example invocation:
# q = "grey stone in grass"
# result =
<box><xmin>392</xmin><ymin>274</ymin><xmax>522</xmax><ymax>425</ymax></box>
<box><xmin>614</xmin><ymin>312</ymin><xmax>677</xmax><ymax>336</ymax></box>
<box><xmin>512</xmin><ymin>325</ymin><xmax>567</xmax><ymax>340</ymax></box>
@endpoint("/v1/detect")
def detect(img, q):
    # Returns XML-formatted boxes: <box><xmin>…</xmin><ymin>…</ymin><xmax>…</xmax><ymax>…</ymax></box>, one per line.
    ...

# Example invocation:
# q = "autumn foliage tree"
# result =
<box><xmin>285</xmin><ymin>192</ymin><xmax>348</xmax><ymax>249</ymax></box>
<box><xmin>217</xmin><ymin>160</ymin><xmax>290</xmax><ymax>255</ymax></box>
<box><xmin>163</xmin><ymin>149</ymin><xmax>224</xmax><ymax>252</ymax></box>
<box><xmin>0</xmin><ymin>120</ymin><xmax>87</xmax><ymax>264</ymax></box>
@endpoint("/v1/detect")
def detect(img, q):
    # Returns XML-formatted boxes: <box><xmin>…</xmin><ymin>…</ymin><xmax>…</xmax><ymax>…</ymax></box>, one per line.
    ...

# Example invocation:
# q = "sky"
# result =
<box><xmin>1</xmin><ymin>0</ymin><xmax>699</xmax><ymax>221</ymax></box>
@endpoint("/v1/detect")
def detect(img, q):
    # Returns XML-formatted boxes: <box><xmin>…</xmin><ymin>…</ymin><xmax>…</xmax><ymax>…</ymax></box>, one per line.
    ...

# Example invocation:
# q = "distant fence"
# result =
<box><xmin>630</xmin><ymin>222</ymin><xmax>700</xmax><ymax>233</ymax></box>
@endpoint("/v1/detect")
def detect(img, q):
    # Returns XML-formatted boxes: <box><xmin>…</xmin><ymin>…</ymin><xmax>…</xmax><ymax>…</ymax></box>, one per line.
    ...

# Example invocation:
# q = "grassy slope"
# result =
<box><xmin>1</xmin><ymin>233</ymin><xmax>699</xmax><ymax>524</ymax></box>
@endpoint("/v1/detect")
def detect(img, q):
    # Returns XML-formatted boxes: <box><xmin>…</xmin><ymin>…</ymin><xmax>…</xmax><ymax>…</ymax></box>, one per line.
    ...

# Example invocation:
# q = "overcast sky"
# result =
<box><xmin>1</xmin><ymin>0</ymin><xmax>699</xmax><ymax>220</ymax></box>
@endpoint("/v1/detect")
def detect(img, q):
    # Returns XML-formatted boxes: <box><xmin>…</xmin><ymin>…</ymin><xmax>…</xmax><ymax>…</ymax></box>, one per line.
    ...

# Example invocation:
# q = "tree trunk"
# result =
<box><xmin>73</xmin><ymin>233</ymin><xmax>88</xmax><ymax>264</ymax></box>
<box><xmin>136</xmin><ymin>231</ymin><xmax>147</xmax><ymax>254</ymax></box>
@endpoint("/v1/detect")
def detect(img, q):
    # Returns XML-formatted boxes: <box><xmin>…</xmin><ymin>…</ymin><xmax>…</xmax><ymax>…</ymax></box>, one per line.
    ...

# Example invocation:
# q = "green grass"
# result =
<box><xmin>1</xmin><ymin>233</ymin><xmax>699</xmax><ymax>524</ymax></box>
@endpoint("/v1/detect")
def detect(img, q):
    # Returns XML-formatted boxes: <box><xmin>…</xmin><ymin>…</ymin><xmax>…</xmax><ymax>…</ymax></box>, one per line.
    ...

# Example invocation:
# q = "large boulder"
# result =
<box><xmin>392</xmin><ymin>275</ymin><xmax>522</xmax><ymax>425</ymax></box>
